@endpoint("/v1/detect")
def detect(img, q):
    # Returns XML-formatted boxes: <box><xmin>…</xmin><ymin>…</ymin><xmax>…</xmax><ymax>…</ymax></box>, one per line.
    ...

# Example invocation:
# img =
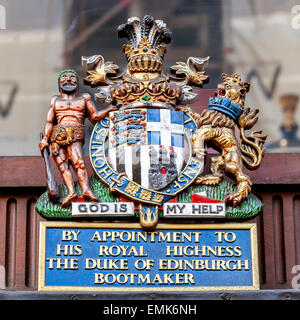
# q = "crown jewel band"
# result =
<box><xmin>208</xmin><ymin>96</ymin><xmax>244</xmax><ymax>122</ymax></box>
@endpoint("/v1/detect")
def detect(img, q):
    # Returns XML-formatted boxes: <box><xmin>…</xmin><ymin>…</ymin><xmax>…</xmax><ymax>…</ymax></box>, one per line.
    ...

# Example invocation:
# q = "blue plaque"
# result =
<box><xmin>38</xmin><ymin>222</ymin><xmax>259</xmax><ymax>291</ymax></box>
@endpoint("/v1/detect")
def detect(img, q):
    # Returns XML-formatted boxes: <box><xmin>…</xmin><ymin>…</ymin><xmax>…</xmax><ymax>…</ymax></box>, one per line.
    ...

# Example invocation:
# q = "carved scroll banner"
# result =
<box><xmin>38</xmin><ymin>222</ymin><xmax>259</xmax><ymax>291</ymax></box>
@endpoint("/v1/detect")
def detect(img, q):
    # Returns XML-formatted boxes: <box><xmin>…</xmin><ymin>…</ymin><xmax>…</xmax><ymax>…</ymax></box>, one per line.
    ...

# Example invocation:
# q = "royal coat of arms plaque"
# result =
<box><xmin>36</xmin><ymin>15</ymin><xmax>266</xmax><ymax>291</ymax></box>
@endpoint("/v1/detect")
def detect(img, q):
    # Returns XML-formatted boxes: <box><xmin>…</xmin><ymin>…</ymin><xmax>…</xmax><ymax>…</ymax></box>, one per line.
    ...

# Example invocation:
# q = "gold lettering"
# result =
<box><xmin>182</xmin><ymin>232</ymin><xmax>192</xmax><ymax>242</ymax></box>
<box><xmin>91</xmin><ymin>231</ymin><xmax>101</xmax><ymax>242</ymax></box>
<box><xmin>85</xmin><ymin>258</ymin><xmax>128</xmax><ymax>270</ymax></box>
<box><xmin>175</xmin><ymin>273</ymin><xmax>184</xmax><ymax>284</ymax></box>
<box><xmin>216</xmin><ymin>260</ymin><xmax>226</xmax><ymax>270</ymax></box>
<box><xmin>93</xmin><ymin>156</ymin><xmax>106</xmax><ymax>169</ymax></box>
<box><xmin>95</xmin><ymin>127</ymin><xmax>107</xmax><ymax>135</ymax></box>
<box><xmin>215</xmin><ymin>231</ymin><xmax>236</xmax><ymax>243</ymax></box>
<box><xmin>124</xmin><ymin>182</ymin><xmax>139</xmax><ymax>196</ymax></box>
<box><xmin>234</xmin><ymin>246</ymin><xmax>242</xmax><ymax>257</ymax></box>
<box><xmin>152</xmin><ymin>274</ymin><xmax>163</xmax><ymax>284</ymax></box>
<box><xmin>93</xmin><ymin>272</ymin><xmax>196</xmax><ymax>285</ymax></box>
<box><xmin>183</xmin><ymin>166</ymin><xmax>198</xmax><ymax>179</ymax></box>
<box><xmin>237</xmin><ymin>259</ymin><xmax>249</xmax><ymax>270</ymax></box>
<box><xmin>158</xmin><ymin>232</ymin><xmax>171</xmax><ymax>242</ymax></box>
<box><xmin>163</xmin><ymin>273</ymin><xmax>174</xmax><ymax>284</ymax></box>
<box><xmin>139</xmin><ymin>189</ymin><xmax>152</xmax><ymax>200</ymax></box>
<box><xmin>137</xmin><ymin>274</ymin><xmax>151</xmax><ymax>284</ymax></box>
<box><xmin>102</xmin><ymin>231</ymin><xmax>112</xmax><ymax>241</ymax></box>
<box><xmin>46</xmin><ymin>258</ymin><xmax>78</xmax><ymax>270</ymax></box>
<box><xmin>98</xmin><ymin>245</ymin><xmax>110</xmax><ymax>256</ymax></box>
<box><xmin>99</xmin><ymin>167</ymin><xmax>113</xmax><ymax>179</ymax></box>
<box><xmin>166</xmin><ymin>245</ymin><xmax>182</xmax><ymax>256</ymax></box>
<box><xmin>149</xmin><ymin>232</ymin><xmax>158</xmax><ymax>242</ymax></box>
<box><xmin>190</xmin><ymin>159</ymin><xmax>200</xmax><ymax>167</ymax></box>
<box><xmin>47</xmin><ymin>258</ymin><xmax>55</xmax><ymax>270</ymax></box>
<box><xmin>172</xmin><ymin>180</ymin><xmax>182</xmax><ymax>189</ymax></box>
<box><xmin>137</xmin><ymin>232</ymin><xmax>147</xmax><ymax>243</ymax></box>
<box><xmin>192</xmin><ymin>232</ymin><xmax>202</xmax><ymax>242</ymax></box>
<box><xmin>183</xmin><ymin>246</ymin><xmax>196</xmax><ymax>256</ymax></box>
<box><xmin>226</xmin><ymin>246</ymin><xmax>234</xmax><ymax>257</ymax></box>
<box><xmin>111</xmin><ymin>231</ymin><xmax>120</xmax><ymax>241</ymax></box>
<box><xmin>152</xmin><ymin>194</ymin><xmax>164</xmax><ymax>202</ymax></box>
<box><xmin>91</xmin><ymin>145</ymin><xmax>104</xmax><ymax>158</ymax></box>
<box><xmin>127</xmin><ymin>246</ymin><xmax>138</xmax><ymax>256</ymax></box>
<box><xmin>56</xmin><ymin>244</ymin><xmax>82</xmax><ymax>256</ymax></box>
<box><xmin>61</xmin><ymin>230</ymin><xmax>80</xmax><ymax>241</ymax></box>
<box><xmin>98</xmin><ymin>245</ymin><xmax>148</xmax><ymax>257</ymax></box>
<box><xmin>185</xmin><ymin>273</ymin><xmax>195</xmax><ymax>284</ymax></box>
<box><xmin>177</xmin><ymin>174</ymin><xmax>189</xmax><ymax>184</ymax></box>
<box><xmin>116</xmin><ymin>274</ymin><xmax>127</xmax><ymax>284</ymax></box>
<box><xmin>94</xmin><ymin>273</ymin><xmax>104</xmax><ymax>284</ymax></box>
<box><xmin>119</xmin><ymin>231</ymin><xmax>131</xmax><ymax>242</ymax></box>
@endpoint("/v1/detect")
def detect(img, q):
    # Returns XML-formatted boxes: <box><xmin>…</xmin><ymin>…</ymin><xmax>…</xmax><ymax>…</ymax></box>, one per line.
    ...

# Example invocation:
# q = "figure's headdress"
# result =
<box><xmin>58</xmin><ymin>69</ymin><xmax>78</xmax><ymax>81</ymax></box>
<box><xmin>117</xmin><ymin>15</ymin><xmax>172</xmax><ymax>73</ymax></box>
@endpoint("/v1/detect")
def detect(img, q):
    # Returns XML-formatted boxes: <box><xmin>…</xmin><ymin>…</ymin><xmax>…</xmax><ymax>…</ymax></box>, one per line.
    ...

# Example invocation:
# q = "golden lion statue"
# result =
<box><xmin>191</xmin><ymin>73</ymin><xmax>266</xmax><ymax>206</ymax></box>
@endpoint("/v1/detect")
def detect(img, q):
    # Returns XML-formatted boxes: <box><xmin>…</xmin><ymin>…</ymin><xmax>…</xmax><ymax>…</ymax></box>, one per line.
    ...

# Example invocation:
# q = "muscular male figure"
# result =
<box><xmin>39</xmin><ymin>70</ymin><xmax>115</xmax><ymax>206</ymax></box>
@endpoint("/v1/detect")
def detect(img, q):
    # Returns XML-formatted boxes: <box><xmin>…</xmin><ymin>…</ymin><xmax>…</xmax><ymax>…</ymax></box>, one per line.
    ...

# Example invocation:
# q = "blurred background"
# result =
<box><xmin>0</xmin><ymin>0</ymin><xmax>300</xmax><ymax>155</ymax></box>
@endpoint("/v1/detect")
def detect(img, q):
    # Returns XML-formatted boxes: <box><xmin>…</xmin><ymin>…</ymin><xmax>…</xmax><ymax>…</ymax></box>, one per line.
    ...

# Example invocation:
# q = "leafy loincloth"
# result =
<box><xmin>50</xmin><ymin>124</ymin><xmax>85</xmax><ymax>155</ymax></box>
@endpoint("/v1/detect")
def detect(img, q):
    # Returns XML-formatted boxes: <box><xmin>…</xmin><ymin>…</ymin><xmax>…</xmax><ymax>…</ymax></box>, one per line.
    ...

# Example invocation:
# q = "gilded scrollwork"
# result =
<box><xmin>82</xmin><ymin>55</ymin><xmax>120</xmax><ymax>86</ymax></box>
<box><xmin>170</xmin><ymin>56</ymin><xmax>210</xmax><ymax>87</ymax></box>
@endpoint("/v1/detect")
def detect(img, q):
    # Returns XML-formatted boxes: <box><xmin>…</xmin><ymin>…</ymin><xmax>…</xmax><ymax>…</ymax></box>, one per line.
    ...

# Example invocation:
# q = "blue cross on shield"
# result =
<box><xmin>108</xmin><ymin>108</ymin><xmax>187</xmax><ymax>190</ymax></box>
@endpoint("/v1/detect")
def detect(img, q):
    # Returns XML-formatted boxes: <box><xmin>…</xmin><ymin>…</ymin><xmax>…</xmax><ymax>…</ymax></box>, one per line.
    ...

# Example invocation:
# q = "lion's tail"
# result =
<box><xmin>238</xmin><ymin>108</ymin><xmax>267</xmax><ymax>170</ymax></box>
